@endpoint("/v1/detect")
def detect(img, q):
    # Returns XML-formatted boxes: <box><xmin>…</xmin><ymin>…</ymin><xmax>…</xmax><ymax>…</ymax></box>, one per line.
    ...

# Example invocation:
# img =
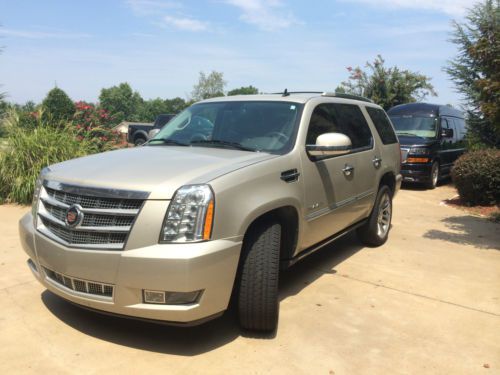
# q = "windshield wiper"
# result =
<box><xmin>147</xmin><ymin>138</ymin><xmax>189</xmax><ymax>146</ymax></box>
<box><xmin>191</xmin><ymin>139</ymin><xmax>255</xmax><ymax>152</ymax></box>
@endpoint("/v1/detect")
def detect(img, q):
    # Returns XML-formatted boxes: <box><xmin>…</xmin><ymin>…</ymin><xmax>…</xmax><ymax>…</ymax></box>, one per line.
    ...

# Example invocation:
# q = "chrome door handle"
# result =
<box><xmin>342</xmin><ymin>164</ymin><xmax>354</xmax><ymax>176</ymax></box>
<box><xmin>373</xmin><ymin>157</ymin><xmax>382</xmax><ymax>168</ymax></box>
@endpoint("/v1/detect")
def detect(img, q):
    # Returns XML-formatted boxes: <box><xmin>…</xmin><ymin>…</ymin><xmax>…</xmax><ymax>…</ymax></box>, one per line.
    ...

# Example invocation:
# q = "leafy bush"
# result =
<box><xmin>42</xmin><ymin>87</ymin><xmax>75</xmax><ymax>123</ymax></box>
<box><xmin>73</xmin><ymin>101</ymin><xmax>126</xmax><ymax>151</ymax></box>
<box><xmin>451</xmin><ymin>149</ymin><xmax>500</xmax><ymax>205</ymax></box>
<box><xmin>0</xmin><ymin>111</ymin><xmax>98</xmax><ymax>204</ymax></box>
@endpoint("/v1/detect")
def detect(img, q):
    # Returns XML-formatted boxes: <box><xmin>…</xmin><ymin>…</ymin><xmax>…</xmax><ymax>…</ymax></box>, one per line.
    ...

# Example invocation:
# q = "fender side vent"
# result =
<box><xmin>281</xmin><ymin>169</ymin><xmax>300</xmax><ymax>183</ymax></box>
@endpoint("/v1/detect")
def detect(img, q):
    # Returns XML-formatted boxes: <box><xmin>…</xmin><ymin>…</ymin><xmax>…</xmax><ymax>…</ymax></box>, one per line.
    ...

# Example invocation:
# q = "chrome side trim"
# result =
<box><xmin>306</xmin><ymin>189</ymin><xmax>375</xmax><ymax>221</ymax></box>
<box><xmin>43</xmin><ymin>180</ymin><xmax>150</xmax><ymax>200</ymax></box>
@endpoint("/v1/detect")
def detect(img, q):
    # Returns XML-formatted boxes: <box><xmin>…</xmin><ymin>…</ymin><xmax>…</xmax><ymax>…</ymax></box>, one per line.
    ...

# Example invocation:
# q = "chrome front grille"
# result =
<box><xmin>400</xmin><ymin>147</ymin><xmax>409</xmax><ymax>163</ymax></box>
<box><xmin>45</xmin><ymin>187</ymin><xmax>144</xmax><ymax>210</ymax></box>
<box><xmin>43</xmin><ymin>267</ymin><xmax>114</xmax><ymax>299</ymax></box>
<box><xmin>36</xmin><ymin>181</ymin><xmax>148</xmax><ymax>250</ymax></box>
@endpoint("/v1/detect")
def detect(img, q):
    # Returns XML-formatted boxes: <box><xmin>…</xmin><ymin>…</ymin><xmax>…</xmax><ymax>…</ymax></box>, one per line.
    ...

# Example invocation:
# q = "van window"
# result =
<box><xmin>366</xmin><ymin>107</ymin><xmax>398</xmax><ymax>144</ymax></box>
<box><xmin>306</xmin><ymin>103</ymin><xmax>373</xmax><ymax>151</ymax></box>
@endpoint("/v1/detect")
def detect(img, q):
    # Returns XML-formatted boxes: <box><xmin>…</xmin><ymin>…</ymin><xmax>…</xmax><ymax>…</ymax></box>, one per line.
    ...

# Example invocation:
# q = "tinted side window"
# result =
<box><xmin>306</xmin><ymin>103</ymin><xmax>373</xmax><ymax>150</ymax></box>
<box><xmin>366</xmin><ymin>107</ymin><xmax>398</xmax><ymax>144</ymax></box>
<box><xmin>306</xmin><ymin>104</ymin><xmax>338</xmax><ymax>144</ymax></box>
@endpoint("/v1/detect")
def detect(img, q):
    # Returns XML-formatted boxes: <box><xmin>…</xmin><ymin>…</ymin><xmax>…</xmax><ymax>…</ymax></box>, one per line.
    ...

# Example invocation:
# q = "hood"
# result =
<box><xmin>44</xmin><ymin>146</ymin><xmax>278</xmax><ymax>199</ymax></box>
<box><xmin>398</xmin><ymin>135</ymin><xmax>438</xmax><ymax>147</ymax></box>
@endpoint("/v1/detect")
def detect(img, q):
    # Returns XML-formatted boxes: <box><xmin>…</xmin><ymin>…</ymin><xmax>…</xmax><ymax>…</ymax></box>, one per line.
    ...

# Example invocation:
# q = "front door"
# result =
<box><xmin>300</xmin><ymin>103</ymin><xmax>376</xmax><ymax>249</ymax></box>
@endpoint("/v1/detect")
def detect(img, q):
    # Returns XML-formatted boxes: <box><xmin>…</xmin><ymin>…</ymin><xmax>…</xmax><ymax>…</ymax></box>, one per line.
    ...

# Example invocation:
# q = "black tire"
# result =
<box><xmin>134</xmin><ymin>137</ymin><xmax>146</xmax><ymax>146</ymax></box>
<box><xmin>357</xmin><ymin>185</ymin><xmax>393</xmax><ymax>247</ymax></box>
<box><xmin>238</xmin><ymin>221</ymin><xmax>281</xmax><ymax>332</ymax></box>
<box><xmin>426</xmin><ymin>161</ymin><xmax>439</xmax><ymax>189</ymax></box>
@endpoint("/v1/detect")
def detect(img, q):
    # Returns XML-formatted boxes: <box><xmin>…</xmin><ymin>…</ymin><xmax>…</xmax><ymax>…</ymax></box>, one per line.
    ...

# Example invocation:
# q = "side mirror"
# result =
<box><xmin>306</xmin><ymin>133</ymin><xmax>352</xmax><ymax>158</ymax></box>
<box><xmin>441</xmin><ymin>128</ymin><xmax>454</xmax><ymax>138</ymax></box>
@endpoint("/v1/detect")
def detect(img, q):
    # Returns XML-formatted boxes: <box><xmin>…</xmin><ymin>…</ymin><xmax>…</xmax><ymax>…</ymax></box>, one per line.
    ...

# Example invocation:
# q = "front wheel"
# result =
<box><xmin>357</xmin><ymin>185</ymin><xmax>393</xmax><ymax>247</ymax></box>
<box><xmin>426</xmin><ymin>161</ymin><xmax>439</xmax><ymax>189</ymax></box>
<box><xmin>238</xmin><ymin>221</ymin><xmax>281</xmax><ymax>332</ymax></box>
<box><xmin>134</xmin><ymin>137</ymin><xmax>146</xmax><ymax>146</ymax></box>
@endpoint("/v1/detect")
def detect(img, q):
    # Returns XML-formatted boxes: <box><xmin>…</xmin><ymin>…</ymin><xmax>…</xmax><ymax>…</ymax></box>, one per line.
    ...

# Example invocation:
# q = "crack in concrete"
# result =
<box><xmin>333</xmin><ymin>273</ymin><xmax>500</xmax><ymax>318</ymax></box>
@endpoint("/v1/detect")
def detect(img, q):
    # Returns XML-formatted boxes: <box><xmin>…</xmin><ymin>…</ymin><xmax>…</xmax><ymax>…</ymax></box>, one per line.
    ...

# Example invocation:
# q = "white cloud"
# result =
<box><xmin>163</xmin><ymin>15</ymin><xmax>209</xmax><ymax>31</ymax></box>
<box><xmin>0</xmin><ymin>28</ymin><xmax>91</xmax><ymax>39</ymax></box>
<box><xmin>223</xmin><ymin>0</ymin><xmax>299</xmax><ymax>31</ymax></box>
<box><xmin>126</xmin><ymin>0</ymin><xmax>181</xmax><ymax>15</ymax></box>
<box><xmin>341</xmin><ymin>0</ymin><xmax>472</xmax><ymax>16</ymax></box>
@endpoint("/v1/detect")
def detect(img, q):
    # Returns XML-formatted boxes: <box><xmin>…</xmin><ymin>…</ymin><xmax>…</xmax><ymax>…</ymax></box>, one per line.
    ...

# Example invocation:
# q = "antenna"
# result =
<box><xmin>282</xmin><ymin>88</ymin><xmax>289</xmax><ymax>97</ymax></box>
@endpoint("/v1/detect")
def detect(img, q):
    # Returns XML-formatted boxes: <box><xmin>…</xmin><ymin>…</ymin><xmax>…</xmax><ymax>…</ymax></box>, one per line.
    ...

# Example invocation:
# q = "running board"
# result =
<box><xmin>280</xmin><ymin>219</ymin><xmax>367</xmax><ymax>269</ymax></box>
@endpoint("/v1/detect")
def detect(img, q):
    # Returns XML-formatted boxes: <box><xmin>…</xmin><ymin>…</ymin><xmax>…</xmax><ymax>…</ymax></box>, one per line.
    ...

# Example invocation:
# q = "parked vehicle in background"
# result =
<box><xmin>147</xmin><ymin>114</ymin><xmax>177</xmax><ymax>140</ymax></box>
<box><xmin>20</xmin><ymin>92</ymin><xmax>401</xmax><ymax>332</ymax></box>
<box><xmin>127</xmin><ymin>114</ymin><xmax>176</xmax><ymax>146</ymax></box>
<box><xmin>388</xmin><ymin>103</ymin><xmax>466</xmax><ymax>189</ymax></box>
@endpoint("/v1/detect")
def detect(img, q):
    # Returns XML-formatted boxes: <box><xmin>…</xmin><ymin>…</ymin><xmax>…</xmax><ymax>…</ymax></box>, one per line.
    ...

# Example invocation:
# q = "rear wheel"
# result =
<box><xmin>238</xmin><ymin>221</ymin><xmax>281</xmax><ymax>332</ymax></box>
<box><xmin>357</xmin><ymin>185</ymin><xmax>393</xmax><ymax>247</ymax></box>
<box><xmin>426</xmin><ymin>161</ymin><xmax>439</xmax><ymax>189</ymax></box>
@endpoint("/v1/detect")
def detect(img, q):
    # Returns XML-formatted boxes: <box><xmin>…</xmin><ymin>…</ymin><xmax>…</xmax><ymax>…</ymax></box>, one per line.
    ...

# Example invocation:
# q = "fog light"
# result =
<box><xmin>143</xmin><ymin>290</ymin><xmax>202</xmax><ymax>305</ymax></box>
<box><xmin>165</xmin><ymin>291</ymin><xmax>201</xmax><ymax>305</ymax></box>
<box><xmin>143</xmin><ymin>290</ymin><xmax>166</xmax><ymax>304</ymax></box>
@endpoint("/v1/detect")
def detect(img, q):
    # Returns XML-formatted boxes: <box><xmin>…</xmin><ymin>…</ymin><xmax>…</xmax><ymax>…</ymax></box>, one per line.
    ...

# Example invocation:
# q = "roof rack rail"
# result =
<box><xmin>271</xmin><ymin>90</ymin><xmax>324</xmax><ymax>97</ymax></box>
<box><xmin>322</xmin><ymin>92</ymin><xmax>373</xmax><ymax>103</ymax></box>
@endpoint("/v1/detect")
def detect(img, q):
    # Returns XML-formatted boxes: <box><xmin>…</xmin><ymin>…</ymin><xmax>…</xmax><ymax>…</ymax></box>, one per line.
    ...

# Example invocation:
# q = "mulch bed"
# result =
<box><xmin>443</xmin><ymin>195</ymin><xmax>500</xmax><ymax>221</ymax></box>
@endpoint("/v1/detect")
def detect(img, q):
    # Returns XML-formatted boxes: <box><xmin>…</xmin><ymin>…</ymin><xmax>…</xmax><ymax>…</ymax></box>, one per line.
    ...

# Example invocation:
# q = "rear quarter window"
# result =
<box><xmin>366</xmin><ymin>107</ymin><xmax>399</xmax><ymax>145</ymax></box>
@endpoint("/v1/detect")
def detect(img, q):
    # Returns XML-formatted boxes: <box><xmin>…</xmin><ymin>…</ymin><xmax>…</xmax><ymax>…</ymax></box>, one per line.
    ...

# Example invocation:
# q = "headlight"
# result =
<box><xmin>32</xmin><ymin>167</ymin><xmax>50</xmax><ymax>225</ymax></box>
<box><xmin>160</xmin><ymin>185</ymin><xmax>215</xmax><ymax>243</ymax></box>
<box><xmin>409</xmin><ymin>147</ymin><xmax>430</xmax><ymax>155</ymax></box>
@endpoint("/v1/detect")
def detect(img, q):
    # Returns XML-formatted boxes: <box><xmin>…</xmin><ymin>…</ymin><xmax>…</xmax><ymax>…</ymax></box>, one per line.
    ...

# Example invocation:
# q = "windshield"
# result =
<box><xmin>149</xmin><ymin>101</ymin><xmax>303</xmax><ymax>154</ymax></box>
<box><xmin>389</xmin><ymin>116</ymin><xmax>438</xmax><ymax>139</ymax></box>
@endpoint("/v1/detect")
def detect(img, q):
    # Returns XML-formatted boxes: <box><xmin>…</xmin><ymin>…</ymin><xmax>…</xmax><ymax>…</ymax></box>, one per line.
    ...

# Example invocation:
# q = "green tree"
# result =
<box><xmin>41</xmin><ymin>87</ymin><xmax>75</xmax><ymax>123</ymax></box>
<box><xmin>137</xmin><ymin>97</ymin><xmax>187</xmax><ymax>121</ymax></box>
<box><xmin>228</xmin><ymin>85</ymin><xmax>259</xmax><ymax>96</ymax></box>
<box><xmin>191</xmin><ymin>71</ymin><xmax>226</xmax><ymax>101</ymax></box>
<box><xmin>445</xmin><ymin>0</ymin><xmax>500</xmax><ymax>148</ymax></box>
<box><xmin>336</xmin><ymin>55</ymin><xmax>437</xmax><ymax>110</ymax></box>
<box><xmin>99</xmin><ymin>82</ymin><xmax>143</xmax><ymax>124</ymax></box>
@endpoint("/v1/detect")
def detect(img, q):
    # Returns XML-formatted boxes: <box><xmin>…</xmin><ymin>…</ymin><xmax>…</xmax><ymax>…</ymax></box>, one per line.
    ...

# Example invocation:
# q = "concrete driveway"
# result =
<box><xmin>1</xmin><ymin>185</ymin><xmax>499</xmax><ymax>374</ymax></box>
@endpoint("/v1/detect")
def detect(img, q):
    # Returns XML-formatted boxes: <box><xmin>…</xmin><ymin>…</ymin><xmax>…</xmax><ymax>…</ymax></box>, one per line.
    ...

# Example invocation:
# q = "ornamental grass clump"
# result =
<box><xmin>0</xmin><ymin>109</ymin><xmax>98</xmax><ymax>204</ymax></box>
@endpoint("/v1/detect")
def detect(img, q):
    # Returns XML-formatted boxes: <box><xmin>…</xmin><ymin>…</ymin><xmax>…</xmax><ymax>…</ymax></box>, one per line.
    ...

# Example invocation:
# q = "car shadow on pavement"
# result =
<box><xmin>41</xmin><ymin>232</ymin><xmax>365</xmax><ymax>353</ymax></box>
<box><xmin>279</xmin><ymin>232</ymin><xmax>364</xmax><ymax>301</ymax></box>
<box><xmin>423</xmin><ymin>215</ymin><xmax>500</xmax><ymax>251</ymax></box>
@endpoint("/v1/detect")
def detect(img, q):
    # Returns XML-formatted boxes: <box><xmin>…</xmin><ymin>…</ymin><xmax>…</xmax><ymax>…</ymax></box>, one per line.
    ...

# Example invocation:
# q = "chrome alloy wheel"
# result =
<box><xmin>431</xmin><ymin>162</ymin><xmax>439</xmax><ymax>187</ymax></box>
<box><xmin>376</xmin><ymin>193</ymin><xmax>392</xmax><ymax>238</ymax></box>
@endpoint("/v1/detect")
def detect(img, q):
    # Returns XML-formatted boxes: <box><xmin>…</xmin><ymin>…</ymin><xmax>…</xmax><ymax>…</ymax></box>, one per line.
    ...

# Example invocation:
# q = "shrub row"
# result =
<box><xmin>452</xmin><ymin>149</ymin><xmax>500</xmax><ymax>206</ymax></box>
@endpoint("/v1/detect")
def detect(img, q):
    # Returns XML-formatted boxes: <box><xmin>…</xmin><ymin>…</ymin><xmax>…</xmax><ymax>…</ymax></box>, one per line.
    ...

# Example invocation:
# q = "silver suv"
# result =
<box><xmin>19</xmin><ymin>92</ymin><xmax>402</xmax><ymax>332</ymax></box>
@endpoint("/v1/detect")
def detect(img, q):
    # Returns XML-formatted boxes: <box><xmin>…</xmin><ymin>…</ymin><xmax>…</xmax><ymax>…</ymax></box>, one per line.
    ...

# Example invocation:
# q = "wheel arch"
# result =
<box><xmin>240</xmin><ymin>204</ymin><xmax>300</xmax><ymax>262</ymax></box>
<box><xmin>378</xmin><ymin>171</ymin><xmax>396</xmax><ymax>194</ymax></box>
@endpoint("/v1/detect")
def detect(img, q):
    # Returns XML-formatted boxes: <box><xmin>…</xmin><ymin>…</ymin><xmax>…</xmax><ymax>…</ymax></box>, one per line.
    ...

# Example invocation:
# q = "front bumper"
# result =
<box><xmin>400</xmin><ymin>162</ymin><xmax>433</xmax><ymax>183</ymax></box>
<box><xmin>19</xmin><ymin>212</ymin><xmax>242</xmax><ymax>325</ymax></box>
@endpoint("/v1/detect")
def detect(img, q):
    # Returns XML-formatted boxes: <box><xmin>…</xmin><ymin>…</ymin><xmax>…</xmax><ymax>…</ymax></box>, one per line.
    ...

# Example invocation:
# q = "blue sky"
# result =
<box><xmin>0</xmin><ymin>0</ymin><xmax>473</xmax><ymax>106</ymax></box>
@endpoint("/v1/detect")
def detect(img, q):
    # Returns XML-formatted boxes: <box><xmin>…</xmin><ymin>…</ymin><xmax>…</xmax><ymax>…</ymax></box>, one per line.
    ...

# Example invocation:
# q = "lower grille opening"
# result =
<box><xmin>43</xmin><ymin>267</ymin><xmax>114</xmax><ymax>298</ymax></box>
